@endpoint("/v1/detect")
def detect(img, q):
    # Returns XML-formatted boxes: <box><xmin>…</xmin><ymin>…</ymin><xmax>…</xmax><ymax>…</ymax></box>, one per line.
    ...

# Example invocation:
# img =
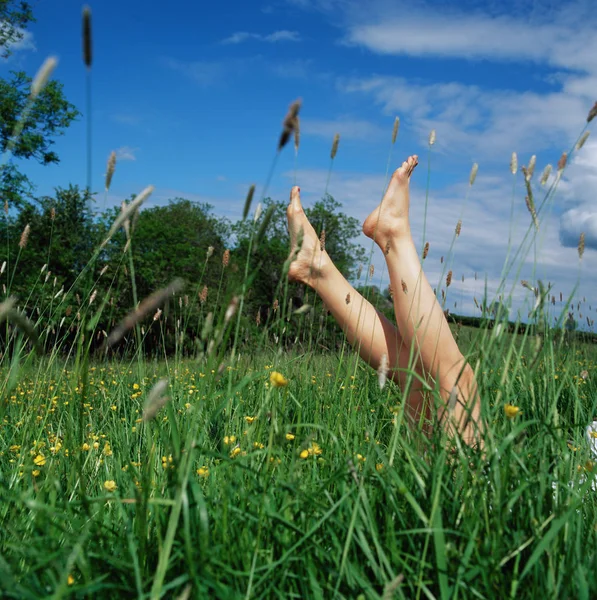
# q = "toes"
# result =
<box><xmin>289</xmin><ymin>186</ymin><xmax>302</xmax><ymax>212</ymax></box>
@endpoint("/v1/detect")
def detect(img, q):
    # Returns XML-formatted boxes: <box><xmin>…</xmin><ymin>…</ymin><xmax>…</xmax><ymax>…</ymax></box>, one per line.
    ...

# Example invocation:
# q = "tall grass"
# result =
<box><xmin>1</xmin><ymin>12</ymin><xmax>597</xmax><ymax>600</ymax></box>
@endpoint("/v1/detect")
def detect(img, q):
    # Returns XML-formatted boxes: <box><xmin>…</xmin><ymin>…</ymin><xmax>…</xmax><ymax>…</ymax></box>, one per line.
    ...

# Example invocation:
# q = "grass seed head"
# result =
<box><xmin>105</xmin><ymin>151</ymin><xmax>116</xmax><ymax>191</ymax></box>
<box><xmin>331</xmin><ymin>133</ymin><xmax>340</xmax><ymax>160</ymax></box>
<box><xmin>82</xmin><ymin>6</ymin><xmax>92</xmax><ymax>68</ymax></box>
<box><xmin>142</xmin><ymin>379</ymin><xmax>170</xmax><ymax>421</ymax></box>
<box><xmin>557</xmin><ymin>151</ymin><xmax>568</xmax><ymax>172</ymax></box>
<box><xmin>278</xmin><ymin>98</ymin><xmax>302</xmax><ymax>151</ymax></box>
<box><xmin>526</xmin><ymin>155</ymin><xmax>536</xmax><ymax>180</ymax></box>
<box><xmin>31</xmin><ymin>56</ymin><xmax>58</xmax><ymax>98</ymax></box>
<box><xmin>319</xmin><ymin>229</ymin><xmax>326</xmax><ymax>251</ymax></box>
<box><xmin>469</xmin><ymin>163</ymin><xmax>478</xmax><ymax>186</ymax></box>
<box><xmin>576</xmin><ymin>131</ymin><xmax>590</xmax><ymax>151</ymax></box>
<box><xmin>19</xmin><ymin>224</ymin><xmax>30</xmax><ymax>249</ymax></box>
<box><xmin>222</xmin><ymin>249</ymin><xmax>230</xmax><ymax>268</ymax></box>
<box><xmin>455</xmin><ymin>220</ymin><xmax>462</xmax><ymax>237</ymax></box>
<box><xmin>377</xmin><ymin>353</ymin><xmax>389</xmax><ymax>390</ymax></box>
<box><xmin>392</xmin><ymin>117</ymin><xmax>400</xmax><ymax>144</ymax></box>
<box><xmin>510</xmin><ymin>152</ymin><xmax>518</xmax><ymax>175</ymax></box>
<box><xmin>446</xmin><ymin>270</ymin><xmax>452</xmax><ymax>287</ymax></box>
<box><xmin>294</xmin><ymin>115</ymin><xmax>300</xmax><ymax>152</ymax></box>
<box><xmin>587</xmin><ymin>101</ymin><xmax>597</xmax><ymax>123</ymax></box>
<box><xmin>540</xmin><ymin>164</ymin><xmax>552</xmax><ymax>186</ymax></box>
<box><xmin>429</xmin><ymin>129</ymin><xmax>436</xmax><ymax>146</ymax></box>
<box><xmin>242</xmin><ymin>184</ymin><xmax>256</xmax><ymax>220</ymax></box>
<box><xmin>578</xmin><ymin>232</ymin><xmax>585</xmax><ymax>259</ymax></box>
<box><xmin>422</xmin><ymin>241</ymin><xmax>429</xmax><ymax>259</ymax></box>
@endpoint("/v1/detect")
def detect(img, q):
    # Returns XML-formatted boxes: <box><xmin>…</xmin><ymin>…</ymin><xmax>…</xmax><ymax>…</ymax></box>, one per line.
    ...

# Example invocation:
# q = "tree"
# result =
<box><xmin>0</xmin><ymin>2</ymin><xmax>80</xmax><ymax>209</ymax></box>
<box><xmin>0</xmin><ymin>1</ymin><xmax>34</xmax><ymax>59</ymax></box>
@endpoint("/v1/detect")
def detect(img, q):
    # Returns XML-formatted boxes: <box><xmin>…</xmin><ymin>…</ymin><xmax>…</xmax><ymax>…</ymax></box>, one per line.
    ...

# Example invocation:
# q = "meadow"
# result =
<box><xmin>2</xmin><ymin>8</ymin><xmax>597</xmax><ymax>600</ymax></box>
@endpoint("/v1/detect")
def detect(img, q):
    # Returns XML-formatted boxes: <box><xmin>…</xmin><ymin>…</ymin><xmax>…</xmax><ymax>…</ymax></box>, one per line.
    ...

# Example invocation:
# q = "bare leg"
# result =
<box><xmin>286</xmin><ymin>186</ymin><xmax>427</xmax><ymax>422</ymax></box>
<box><xmin>362</xmin><ymin>155</ymin><xmax>480</xmax><ymax>445</ymax></box>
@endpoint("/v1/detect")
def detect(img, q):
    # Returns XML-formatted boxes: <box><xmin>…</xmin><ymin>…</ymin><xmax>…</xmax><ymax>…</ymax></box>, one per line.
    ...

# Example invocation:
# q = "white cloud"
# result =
<box><xmin>0</xmin><ymin>22</ymin><xmax>35</xmax><ymax>58</ymax></box>
<box><xmin>222</xmin><ymin>30</ymin><xmax>300</xmax><ymax>44</ymax></box>
<box><xmin>115</xmin><ymin>146</ymin><xmax>138</xmax><ymax>161</ymax></box>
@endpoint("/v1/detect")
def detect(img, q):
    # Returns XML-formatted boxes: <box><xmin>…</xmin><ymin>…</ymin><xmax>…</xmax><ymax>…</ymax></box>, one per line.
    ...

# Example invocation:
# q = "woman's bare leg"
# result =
<box><xmin>362</xmin><ymin>155</ymin><xmax>480</xmax><ymax>444</ymax></box>
<box><xmin>286</xmin><ymin>187</ymin><xmax>428</xmax><ymax>422</ymax></box>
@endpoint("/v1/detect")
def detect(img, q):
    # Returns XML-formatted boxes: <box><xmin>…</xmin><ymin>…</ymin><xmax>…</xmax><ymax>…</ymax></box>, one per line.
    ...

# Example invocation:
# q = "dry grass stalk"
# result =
<box><xmin>82</xmin><ymin>6</ymin><xmax>92</xmax><ymax>68</ymax></box>
<box><xmin>101</xmin><ymin>185</ymin><xmax>154</xmax><ymax>248</ymax></box>
<box><xmin>107</xmin><ymin>278</ymin><xmax>184</xmax><ymax>347</ymax></box>
<box><xmin>525</xmin><ymin>195</ymin><xmax>538</xmax><ymax>229</ymax></box>
<box><xmin>273</xmin><ymin>299</ymin><xmax>279</xmax><ymax>313</ymax></box>
<box><xmin>510</xmin><ymin>152</ymin><xmax>518</xmax><ymax>175</ymax></box>
<box><xmin>105</xmin><ymin>151</ymin><xmax>116</xmax><ymax>191</ymax></box>
<box><xmin>99</xmin><ymin>265</ymin><xmax>108</xmax><ymax>276</ymax></box>
<box><xmin>199</xmin><ymin>285</ymin><xmax>208</xmax><ymax>304</ymax></box>
<box><xmin>446</xmin><ymin>271</ymin><xmax>452</xmax><ymax>287</ymax></box>
<box><xmin>469</xmin><ymin>163</ymin><xmax>478</xmax><ymax>186</ymax></box>
<box><xmin>89</xmin><ymin>289</ymin><xmax>97</xmax><ymax>306</ymax></box>
<box><xmin>0</xmin><ymin>262</ymin><xmax>5</xmax><ymax>275</ymax></box>
<box><xmin>526</xmin><ymin>155</ymin><xmax>536</xmax><ymax>180</ymax></box>
<box><xmin>224</xmin><ymin>296</ymin><xmax>239</xmax><ymax>324</ymax></box>
<box><xmin>19</xmin><ymin>224</ymin><xmax>30</xmax><ymax>249</ymax></box>
<box><xmin>319</xmin><ymin>229</ymin><xmax>326</xmax><ymax>251</ymax></box>
<box><xmin>521</xmin><ymin>280</ymin><xmax>535</xmax><ymax>292</ymax></box>
<box><xmin>294</xmin><ymin>116</ymin><xmax>300</xmax><ymax>152</ymax></box>
<box><xmin>576</xmin><ymin>131</ymin><xmax>590</xmax><ymax>151</ymax></box>
<box><xmin>206</xmin><ymin>246</ymin><xmax>214</xmax><ymax>259</ymax></box>
<box><xmin>31</xmin><ymin>56</ymin><xmax>58</xmax><ymax>98</ymax></box>
<box><xmin>578</xmin><ymin>232</ymin><xmax>585</xmax><ymax>259</ymax></box>
<box><xmin>429</xmin><ymin>129</ymin><xmax>436</xmax><ymax>146</ymax></box>
<box><xmin>222</xmin><ymin>249</ymin><xmax>230</xmax><ymax>268</ymax></box>
<box><xmin>557</xmin><ymin>152</ymin><xmax>567</xmax><ymax>172</ymax></box>
<box><xmin>587</xmin><ymin>101</ymin><xmax>597</xmax><ymax>123</ymax></box>
<box><xmin>278</xmin><ymin>98</ymin><xmax>302</xmax><ymax>151</ymax></box>
<box><xmin>422</xmin><ymin>241</ymin><xmax>429</xmax><ymax>259</ymax></box>
<box><xmin>153</xmin><ymin>308</ymin><xmax>162</xmax><ymax>320</ymax></box>
<box><xmin>255</xmin><ymin>311</ymin><xmax>261</xmax><ymax>326</ymax></box>
<box><xmin>392</xmin><ymin>117</ymin><xmax>400</xmax><ymax>144</ymax></box>
<box><xmin>381</xmin><ymin>574</ymin><xmax>405</xmax><ymax>600</ymax></box>
<box><xmin>369</xmin><ymin>264</ymin><xmax>374</xmax><ymax>277</ymax></box>
<box><xmin>540</xmin><ymin>164</ymin><xmax>552</xmax><ymax>186</ymax></box>
<box><xmin>331</xmin><ymin>133</ymin><xmax>340</xmax><ymax>160</ymax></box>
<box><xmin>455</xmin><ymin>220</ymin><xmax>462</xmax><ymax>237</ymax></box>
<box><xmin>50</xmin><ymin>207</ymin><xmax>55</xmax><ymax>221</ymax></box>
<box><xmin>243</xmin><ymin>185</ymin><xmax>256</xmax><ymax>220</ymax></box>
<box><xmin>377</xmin><ymin>353</ymin><xmax>389</xmax><ymax>390</ymax></box>
<box><xmin>142</xmin><ymin>379</ymin><xmax>169</xmax><ymax>421</ymax></box>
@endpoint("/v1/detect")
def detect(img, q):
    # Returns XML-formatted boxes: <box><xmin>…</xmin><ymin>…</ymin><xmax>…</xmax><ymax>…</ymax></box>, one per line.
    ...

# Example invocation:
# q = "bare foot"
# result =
<box><xmin>287</xmin><ymin>186</ymin><xmax>330</xmax><ymax>288</ymax></box>
<box><xmin>363</xmin><ymin>155</ymin><xmax>418</xmax><ymax>245</ymax></box>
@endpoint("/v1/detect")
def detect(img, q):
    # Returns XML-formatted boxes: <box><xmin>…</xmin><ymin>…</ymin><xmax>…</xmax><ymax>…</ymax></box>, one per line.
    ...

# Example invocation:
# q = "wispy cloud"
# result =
<box><xmin>116</xmin><ymin>146</ymin><xmax>138</xmax><ymax>161</ymax></box>
<box><xmin>160</xmin><ymin>57</ymin><xmax>227</xmax><ymax>86</ymax></box>
<box><xmin>111</xmin><ymin>113</ymin><xmax>142</xmax><ymax>127</ymax></box>
<box><xmin>301</xmin><ymin>117</ymin><xmax>386</xmax><ymax>141</ymax></box>
<box><xmin>221</xmin><ymin>30</ymin><xmax>300</xmax><ymax>44</ymax></box>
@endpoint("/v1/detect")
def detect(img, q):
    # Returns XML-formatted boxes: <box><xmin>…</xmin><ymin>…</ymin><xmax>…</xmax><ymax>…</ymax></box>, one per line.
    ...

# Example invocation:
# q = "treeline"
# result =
<box><xmin>2</xmin><ymin>185</ymin><xmax>373</xmax><ymax>356</ymax></box>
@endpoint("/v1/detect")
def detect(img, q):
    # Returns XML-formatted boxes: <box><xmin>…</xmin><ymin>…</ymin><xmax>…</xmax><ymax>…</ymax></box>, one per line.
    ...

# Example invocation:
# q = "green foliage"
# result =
<box><xmin>0</xmin><ymin>71</ymin><xmax>80</xmax><ymax>207</ymax></box>
<box><xmin>0</xmin><ymin>0</ymin><xmax>34</xmax><ymax>59</ymax></box>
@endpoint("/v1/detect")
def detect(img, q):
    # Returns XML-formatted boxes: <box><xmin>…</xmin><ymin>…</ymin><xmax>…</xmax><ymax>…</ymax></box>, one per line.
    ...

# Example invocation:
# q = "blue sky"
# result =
<box><xmin>2</xmin><ymin>0</ymin><xmax>597</xmax><ymax>326</ymax></box>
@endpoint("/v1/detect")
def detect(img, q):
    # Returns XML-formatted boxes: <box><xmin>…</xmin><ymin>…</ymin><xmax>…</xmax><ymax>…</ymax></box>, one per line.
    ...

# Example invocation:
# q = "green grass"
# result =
<box><xmin>1</xmin><ymin>333</ymin><xmax>596</xmax><ymax>598</ymax></box>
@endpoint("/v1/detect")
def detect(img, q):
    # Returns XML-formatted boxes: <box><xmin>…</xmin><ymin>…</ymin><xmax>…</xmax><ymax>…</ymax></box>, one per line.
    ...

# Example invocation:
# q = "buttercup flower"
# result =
<box><xmin>504</xmin><ymin>404</ymin><xmax>521</xmax><ymax>418</ymax></box>
<box><xmin>269</xmin><ymin>371</ymin><xmax>288</xmax><ymax>388</ymax></box>
<box><xmin>104</xmin><ymin>480</ymin><xmax>117</xmax><ymax>492</ymax></box>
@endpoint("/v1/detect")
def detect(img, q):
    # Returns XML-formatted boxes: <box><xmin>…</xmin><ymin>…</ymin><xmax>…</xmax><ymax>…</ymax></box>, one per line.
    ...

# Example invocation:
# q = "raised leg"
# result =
<box><xmin>286</xmin><ymin>186</ymin><xmax>427</xmax><ymax>424</ymax></box>
<box><xmin>362</xmin><ymin>156</ymin><xmax>480</xmax><ymax>444</ymax></box>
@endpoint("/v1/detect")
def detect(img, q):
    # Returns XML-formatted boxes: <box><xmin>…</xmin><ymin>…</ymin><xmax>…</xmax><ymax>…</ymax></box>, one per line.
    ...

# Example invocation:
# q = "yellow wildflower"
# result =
<box><xmin>285</xmin><ymin>433</ymin><xmax>295</xmax><ymax>441</ymax></box>
<box><xmin>67</xmin><ymin>574</ymin><xmax>74</xmax><ymax>586</ymax></box>
<box><xmin>299</xmin><ymin>449</ymin><xmax>309</xmax><ymax>459</ymax></box>
<box><xmin>269</xmin><ymin>371</ymin><xmax>288</xmax><ymax>388</ymax></box>
<box><xmin>253</xmin><ymin>442</ymin><xmax>264</xmax><ymax>449</ymax></box>
<box><xmin>223</xmin><ymin>435</ymin><xmax>236</xmax><ymax>445</ymax></box>
<box><xmin>133</xmin><ymin>383</ymin><xmax>140</xmax><ymax>390</ymax></box>
<box><xmin>376</xmin><ymin>463</ymin><xmax>384</xmax><ymax>472</ymax></box>
<box><xmin>81</xmin><ymin>443</ymin><xmax>90</xmax><ymax>451</ymax></box>
<box><xmin>230</xmin><ymin>447</ymin><xmax>241</xmax><ymax>458</ymax></box>
<box><xmin>33</xmin><ymin>454</ymin><xmax>46</xmax><ymax>467</ymax></box>
<box><xmin>504</xmin><ymin>404</ymin><xmax>521</xmax><ymax>418</ymax></box>
<box><xmin>104</xmin><ymin>480</ymin><xmax>117</xmax><ymax>492</ymax></box>
<box><xmin>32</xmin><ymin>470</ymin><xmax>40</xmax><ymax>477</ymax></box>
<box><xmin>244</xmin><ymin>416</ymin><xmax>257</xmax><ymax>424</ymax></box>
<box><xmin>197</xmin><ymin>466</ymin><xmax>209</xmax><ymax>477</ymax></box>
